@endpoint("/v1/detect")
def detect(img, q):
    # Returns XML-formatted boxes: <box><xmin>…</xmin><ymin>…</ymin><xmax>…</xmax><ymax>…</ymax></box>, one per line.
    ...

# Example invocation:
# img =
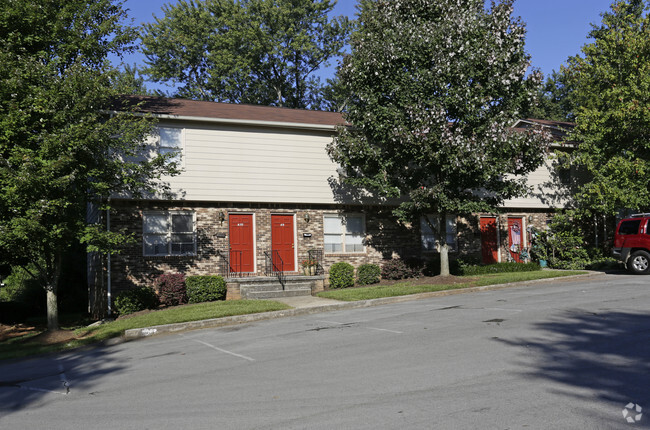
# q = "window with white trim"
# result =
<box><xmin>324</xmin><ymin>214</ymin><xmax>365</xmax><ymax>253</ymax></box>
<box><xmin>143</xmin><ymin>211</ymin><xmax>196</xmax><ymax>256</ymax></box>
<box><xmin>158</xmin><ymin>127</ymin><xmax>183</xmax><ymax>165</ymax></box>
<box><xmin>421</xmin><ymin>214</ymin><xmax>457</xmax><ymax>251</ymax></box>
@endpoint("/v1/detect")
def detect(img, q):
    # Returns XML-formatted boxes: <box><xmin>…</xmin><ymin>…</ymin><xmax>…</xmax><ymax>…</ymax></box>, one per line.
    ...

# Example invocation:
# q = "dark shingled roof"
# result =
<box><xmin>114</xmin><ymin>95</ymin><xmax>346</xmax><ymax>127</ymax></box>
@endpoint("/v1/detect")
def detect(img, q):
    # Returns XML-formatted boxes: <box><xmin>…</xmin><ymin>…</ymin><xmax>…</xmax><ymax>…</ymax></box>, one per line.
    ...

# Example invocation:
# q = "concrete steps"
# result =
<box><xmin>231</xmin><ymin>275</ymin><xmax>325</xmax><ymax>300</ymax></box>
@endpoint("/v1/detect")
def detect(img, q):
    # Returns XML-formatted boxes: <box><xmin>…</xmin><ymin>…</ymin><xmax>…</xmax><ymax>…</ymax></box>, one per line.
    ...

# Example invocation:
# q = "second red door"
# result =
<box><xmin>271</xmin><ymin>214</ymin><xmax>295</xmax><ymax>272</ymax></box>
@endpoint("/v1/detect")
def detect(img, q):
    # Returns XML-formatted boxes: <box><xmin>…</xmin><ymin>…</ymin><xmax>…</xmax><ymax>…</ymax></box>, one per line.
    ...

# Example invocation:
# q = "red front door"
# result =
<box><xmin>229</xmin><ymin>214</ymin><xmax>254</xmax><ymax>273</ymax></box>
<box><xmin>507</xmin><ymin>218</ymin><xmax>523</xmax><ymax>263</ymax></box>
<box><xmin>480</xmin><ymin>217</ymin><xmax>498</xmax><ymax>264</ymax></box>
<box><xmin>271</xmin><ymin>214</ymin><xmax>295</xmax><ymax>272</ymax></box>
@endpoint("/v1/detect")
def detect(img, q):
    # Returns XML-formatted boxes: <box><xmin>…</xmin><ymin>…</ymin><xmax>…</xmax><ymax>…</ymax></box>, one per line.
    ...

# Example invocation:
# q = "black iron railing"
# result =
<box><xmin>307</xmin><ymin>249</ymin><xmax>324</xmax><ymax>275</ymax></box>
<box><xmin>216</xmin><ymin>250</ymin><xmax>244</xmax><ymax>278</ymax></box>
<box><xmin>264</xmin><ymin>250</ymin><xmax>285</xmax><ymax>289</ymax></box>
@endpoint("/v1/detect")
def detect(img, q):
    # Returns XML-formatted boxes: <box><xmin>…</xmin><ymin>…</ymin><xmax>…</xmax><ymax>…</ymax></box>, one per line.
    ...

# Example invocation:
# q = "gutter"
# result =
<box><xmin>101</xmin><ymin>110</ymin><xmax>341</xmax><ymax>132</ymax></box>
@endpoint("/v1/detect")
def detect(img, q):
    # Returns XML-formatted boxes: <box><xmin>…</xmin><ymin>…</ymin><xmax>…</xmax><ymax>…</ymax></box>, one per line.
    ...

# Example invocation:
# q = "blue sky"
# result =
<box><xmin>119</xmin><ymin>0</ymin><xmax>616</xmax><ymax>93</ymax></box>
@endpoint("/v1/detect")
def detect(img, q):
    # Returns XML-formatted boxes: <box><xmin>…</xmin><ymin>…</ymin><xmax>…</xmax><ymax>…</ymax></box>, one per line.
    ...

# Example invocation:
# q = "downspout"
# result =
<box><xmin>106</xmin><ymin>200</ymin><xmax>112</xmax><ymax>317</ymax></box>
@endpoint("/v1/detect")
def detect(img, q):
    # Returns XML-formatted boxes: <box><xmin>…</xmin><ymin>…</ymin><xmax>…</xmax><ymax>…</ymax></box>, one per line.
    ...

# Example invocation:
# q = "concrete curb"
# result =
<box><xmin>123</xmin><ymin>271</ymin><xmax>603</xmax><ymax>340</ymax></box>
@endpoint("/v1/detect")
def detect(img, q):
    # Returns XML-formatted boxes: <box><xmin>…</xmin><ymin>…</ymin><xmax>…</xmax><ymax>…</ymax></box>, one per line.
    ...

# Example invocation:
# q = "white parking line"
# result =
<box><xmin>316</xmin><ymin>320</ymin><xmax>403</xmax><ymax>334</ymax></box>
<box><xmin>180</xmin><ymin>335</ymin><xmax>255</xmax><ymax>362</ymax></box>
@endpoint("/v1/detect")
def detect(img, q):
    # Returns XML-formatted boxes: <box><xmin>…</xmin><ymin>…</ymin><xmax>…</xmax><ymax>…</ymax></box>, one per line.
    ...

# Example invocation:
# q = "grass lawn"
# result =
<box><xmin>0</xmin><ymin>300</ymin><xmax>290</xmax><ymax>361</ymax></box>
<box><xmin>316</xmin><ymin>270</ymin><xmax>587</xmax><ymax>301</ymax></box>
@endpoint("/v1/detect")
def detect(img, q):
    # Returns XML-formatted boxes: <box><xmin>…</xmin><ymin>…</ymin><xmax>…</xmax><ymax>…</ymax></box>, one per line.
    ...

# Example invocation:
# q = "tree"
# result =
<box><xmin>563</xmin><ymin>0</ymin><xmax>650</xmax><ymax>217</ymax></box>
<box><xmin>328</xmin><ymin>0</ymin><xmax>551</xmax><ymax>275</ymax></box>
<box><xmin>111</xmin><ymin>64</ymin><xmax>156</xmax><ymax>96</ymax></box>
<box><xmin>0</xmin><ymin>0</ymin><xmax>177</xmax><ymax>330</ymax></box>
<box><xmin>524</xmin><ymin>70</ymin><xmax>575</xmax><ymax>121</ymax></box>
<box><xmin>141</xmin><ymin>0</ymin><xmax>352</xmax><ymax>110</ymax></box>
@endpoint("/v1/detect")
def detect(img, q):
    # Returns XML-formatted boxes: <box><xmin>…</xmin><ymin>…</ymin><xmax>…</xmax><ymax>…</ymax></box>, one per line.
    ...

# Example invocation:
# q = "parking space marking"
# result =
<box><xmin>317</xmin><ymin>320</ymin><xmax>403</xmax><ymax>334</ymax></box>
<box><xmin>179</xmin><ymin>334</ymin><xmax>255</xmax><ymax>362</ymax></box>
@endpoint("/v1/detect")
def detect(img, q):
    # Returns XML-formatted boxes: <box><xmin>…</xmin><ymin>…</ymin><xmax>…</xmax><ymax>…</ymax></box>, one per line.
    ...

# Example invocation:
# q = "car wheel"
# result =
<box><xmin>628</xmin><ymin>250</ymin><xmax>650</xmax><ymax>274</ymax></box>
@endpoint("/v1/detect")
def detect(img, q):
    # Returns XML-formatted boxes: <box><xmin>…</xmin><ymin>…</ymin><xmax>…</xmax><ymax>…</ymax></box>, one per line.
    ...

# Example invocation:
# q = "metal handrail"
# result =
<box><xmin>217</xmin><ymin>249</ymin><xmax>243</xmax><ymax>278</ymax></box>
<box><xmin>264</xmin><ymin>250</ymin><xmax>285</xmax><ymax>289</ymax></box>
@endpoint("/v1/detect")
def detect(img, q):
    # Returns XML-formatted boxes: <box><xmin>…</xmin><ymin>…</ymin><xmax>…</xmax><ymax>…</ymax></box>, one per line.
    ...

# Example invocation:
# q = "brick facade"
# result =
<box><xmin>101</xmin><ymin>200</ymin><xmax>554</xmax><ymax>298</ymax></box>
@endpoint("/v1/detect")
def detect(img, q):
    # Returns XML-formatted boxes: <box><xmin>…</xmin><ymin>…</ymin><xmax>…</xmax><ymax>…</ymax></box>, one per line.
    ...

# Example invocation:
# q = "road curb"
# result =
<box><xmin>123</xmin><ymin>272</ymin><xmax>603</xmax><ymax>340</ymax></box>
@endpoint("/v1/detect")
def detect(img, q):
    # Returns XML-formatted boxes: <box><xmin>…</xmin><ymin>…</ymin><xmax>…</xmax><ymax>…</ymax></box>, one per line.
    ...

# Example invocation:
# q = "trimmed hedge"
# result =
<box><xmin>114</xmin><ymin>287</ymin><xmax>159</xmax><ymax>316</ymax></box>
<box><xmin>460</xmin><ymin>262</ymin><xmax>541</xmax><ymax>276</ymax></box>
<box><xmin>186</xmin><ymin>276</ymin><xmax>227</xmax><ymax>303</ymax></box>
<box><xmin>154</xmin><ymin>273</ymin><xmax>187</xmax><ymax>307</ymax></box>
<box><xmin>329</xmin><ymin>262</ymin><xmax>355</xmax><ymax>289</ymax></box>
<box><xmin>357</xmin><ymin>263</ymin><xmax>381</xmax><ymax>285</ymax></box>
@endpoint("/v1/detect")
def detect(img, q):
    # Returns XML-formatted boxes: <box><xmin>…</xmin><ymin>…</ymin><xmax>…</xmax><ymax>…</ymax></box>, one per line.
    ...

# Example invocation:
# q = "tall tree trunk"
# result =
<box><xmin>45</xmin><ymin>250</ymin><xmax>63</xmax><ymax>331</ymax></box>
<box><xmin>46</xmin><ymin>286</ymin><xmax>59</xmax><ymax>331</ymax></box>
<box><xmin>439</xmin><ymin>213</ymin><xmax>450</xmax><ymax>276</ymax></box>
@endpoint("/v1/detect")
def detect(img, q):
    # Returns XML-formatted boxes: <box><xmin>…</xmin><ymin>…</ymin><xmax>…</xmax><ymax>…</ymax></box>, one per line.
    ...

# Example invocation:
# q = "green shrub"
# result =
<box><xmin>381</xmin><ymin>258</ymin><xmax>423</xmax><ymax>280</ymax></box>
<box><xmin>0</xmin><ymin>266</ymin><xmax>44</xmax><ymax>313</ymax></box>
<box><xmin>154</xmin><ymin>273</ymin><xmax>187</xmax><ymax>307</ymax></box>
<box><xmin>357</xmin><ymin>263</ymin><xmax>381</xmax><ymax>285</ymax></box>
<box><xmin>459</xmin><ymin>262</ymin><xmax>541</xmax><ymax>276</ymax></box>
<box><xmin>186</xmin><ymin>276</ymin><xmax>227</xmax><ymax>303</ymax></box>
<box><xmin>114</xmin><ymin>287</ymin><xmax>159</xmax><ymax>316</ymax></box>
<box><xmin>329</xmin><ymin>262</ymin><xmax>355</xmax><ymax>289</ymax></box>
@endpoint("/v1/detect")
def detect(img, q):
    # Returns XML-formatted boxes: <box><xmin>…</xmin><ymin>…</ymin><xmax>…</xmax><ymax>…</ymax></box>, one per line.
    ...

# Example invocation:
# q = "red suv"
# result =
<box><xmin>613</xmin><ymin>214</ymin><xmax>650</xmax><ymax>274</ymax></box>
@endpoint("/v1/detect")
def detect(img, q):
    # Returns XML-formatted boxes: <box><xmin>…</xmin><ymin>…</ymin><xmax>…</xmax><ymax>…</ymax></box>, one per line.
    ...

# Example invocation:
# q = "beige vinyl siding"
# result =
<box><xmin>157</xmin><ymin>122</ymin><xmax>356</xmax><ymax>204</ymax></box>
<box><xmin>502</xmin><ymin>158</ymin><xmax>569</xmax><ymax>209</ymax></box>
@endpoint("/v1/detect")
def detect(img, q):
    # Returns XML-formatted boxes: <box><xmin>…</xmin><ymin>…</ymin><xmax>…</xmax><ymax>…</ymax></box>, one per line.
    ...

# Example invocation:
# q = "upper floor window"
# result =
<box><xmin>421</xmin><ymin>214</ymin><xmax>457</xmax><ymax>251</ymax></box>
<box><xmin>143</xmin><ymin>211</ymin><xmax>196</xmax><ymax>256</ymax></box>
<box><xmin>158</xmin><ymin>127</ymin><xmax>183</xmax><ymax>165</ymax></box>
<box><xmin>324</xmin><ymin>213</ymin><xmax>365</xmax><ymax>253</ymax></box>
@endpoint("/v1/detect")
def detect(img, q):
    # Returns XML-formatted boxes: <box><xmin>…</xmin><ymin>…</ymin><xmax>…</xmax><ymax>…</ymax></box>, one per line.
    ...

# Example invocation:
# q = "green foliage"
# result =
<box><xmin>459</xmin><ymin>262</ymin><xmax>541</xmax><ymax>276</ymax></box>
<box><xmin>535</xmin><ymin>213</ymin><xmax>591</xmax><ymax>269</ymax></box>
<box><xmin>141</xmin><ymin>0</ymin><xmax>352</xmax><ymax>110</ymax></box>
<box><xmin>381</xmin><ymin>259</ymin><xmax>423</xmax><ymax>280</ymax></box>
<box><xmin>564</xmin><ymin>0</ymin><xmax>650</xmax><ymax>216</ymax></box>
<box><xmin>114</xmin><ymin>287</ymin><xmax>160</xmax><ymax>316</ymax></box>
<box><xmin>523</xmin><ymin>70</ymin><xmax>575</xmax><ymax>121</ymax></box>
<box><xmin>0</xmin><ymin>0</ymin><xmax>178</xmax><ymax>329</ymax></box>
<box><xmin>356</xmin><ymin>263</ymin><xmax>381</xmax><ymax>285</ymax></box>
<box><xmin>329</xmin><ymin>0</ymin><xmax>551</xmax><ymax>276</ymax></box>
<box><xmin>0</xmin><ymin>266</ymin><xmax>42</xmax><ymax>304</ymax></box>
<box><xmin>328</xmin><ymin>262</ymin><xmax>355</xmax><ymax>289</ymax></box>
<box><xmin>154</xmin><ymin>273</ymin><xmax>188</xmax><ymax>307</ymax></box>
<box><xmin>185</xmin><ymin>275</ymin><xmax>227</xmax><ymax>303</ymax></box>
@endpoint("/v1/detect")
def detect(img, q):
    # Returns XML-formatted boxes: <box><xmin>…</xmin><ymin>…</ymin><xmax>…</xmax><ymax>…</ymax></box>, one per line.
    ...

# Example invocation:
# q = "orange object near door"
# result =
<box><xmin>271</xmin><ymin>214</ymin><xmax>295</xmax><ymax>271</ymax></box>
<box><xmin>229</xmin><ymin>214</ymin><xmax>254</xmax><ymax>273</ymax></box>
<box><xmin>480</xmin><ymin>217</ymin><xmax>498</xmax><ymax>264</ymax></box>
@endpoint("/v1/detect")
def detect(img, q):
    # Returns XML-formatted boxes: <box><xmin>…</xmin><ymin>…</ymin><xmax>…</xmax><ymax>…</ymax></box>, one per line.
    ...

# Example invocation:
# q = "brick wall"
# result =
<box><xmin>104</xmin><ymin>201</ymin><xmax>555</xmax><ymax>294</ymax></box>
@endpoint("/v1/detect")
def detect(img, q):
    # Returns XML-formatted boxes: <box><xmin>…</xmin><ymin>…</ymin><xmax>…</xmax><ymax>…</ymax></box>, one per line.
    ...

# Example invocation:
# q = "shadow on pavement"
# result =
<box><xmin>498</xmin><ymin>310</ymin><xmax>650</xmax><ymax>409</ymax></box>
<box><xmin>0</xmin><ymin>345</ymin><xmax>127</xmax><ymax>416</ymax></box>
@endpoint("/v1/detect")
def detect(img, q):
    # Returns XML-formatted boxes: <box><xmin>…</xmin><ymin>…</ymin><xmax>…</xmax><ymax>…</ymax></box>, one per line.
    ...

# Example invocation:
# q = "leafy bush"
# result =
<box><xmin>329</xmin><ymin>262</ymin><xmax>355</xmax><ymax>289</ymax></box>
<box><xmin>154</xmin><ymin>273</ymin><xmax>187</xmax><ymax>307</ymax></box>
<box><xmin>0</xmin><ymin>266</ymin><xmax>44</xmax><ymax>313</ymax></box>
<box><xmin>186</xmin><ymin>276</ymin><xmax>227</xmax><ymax>303</ymax></box>
<box><xmin>381</xmin><ymin>258</ymin><xmax>423</xmax><ymax>280</ymax></box>
<box><xmin>114</xmin><ymin>287</ymin><xmax>159</xmax><ymax>316</ymax></box>
<box><xmin>459</xmin><ymin>262</ymin><xmax>541</xmax><ymax>276</ymax></box>
<box><xmin>357</xmin><ymin>263</ymin><xmax>381</xmax><ymax>285</ymax></box>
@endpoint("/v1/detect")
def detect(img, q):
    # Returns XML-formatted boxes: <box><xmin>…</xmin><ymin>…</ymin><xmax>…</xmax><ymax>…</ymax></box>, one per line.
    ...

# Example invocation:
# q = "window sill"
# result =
<box><xmin>325</xmin><ymin>252</ymin><xmax>367</xmax><ymax>257</ymax></box>
<box><xmin>144</xmin><ymin>254</ymin><xmax>196</xmax><ymax>259</ymax></box>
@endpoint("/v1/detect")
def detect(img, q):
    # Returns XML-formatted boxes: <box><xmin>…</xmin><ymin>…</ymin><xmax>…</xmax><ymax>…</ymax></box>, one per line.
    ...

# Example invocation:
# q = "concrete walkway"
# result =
<box><xmin>121</xmin><ymin>272</ymin><xmax>604</xmax><ymax>341</ymax></box>
<box><xmin>271</xmin><ymin>295</ymin><xmax>344</xmax><ymax>308</ymax></box>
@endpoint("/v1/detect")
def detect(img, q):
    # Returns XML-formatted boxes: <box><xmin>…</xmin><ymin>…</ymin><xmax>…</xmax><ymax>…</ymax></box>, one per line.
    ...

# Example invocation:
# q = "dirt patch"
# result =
<box><xmin>0</xmin><ymin>324</ymin><xmax>84</xmax><ymax>345</ymax></box>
